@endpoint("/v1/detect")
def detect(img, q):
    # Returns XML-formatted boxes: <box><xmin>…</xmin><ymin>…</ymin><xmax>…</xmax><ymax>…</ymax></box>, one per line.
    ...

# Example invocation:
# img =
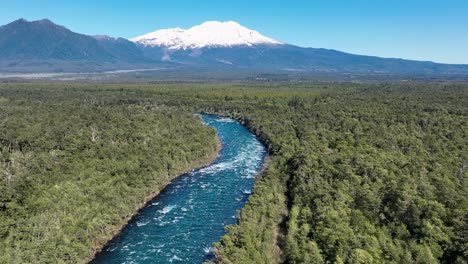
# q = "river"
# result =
<box><xmin>91</xmin><ymin>114</ymin><xmax>267</xmax><ymax>264</ymax></box>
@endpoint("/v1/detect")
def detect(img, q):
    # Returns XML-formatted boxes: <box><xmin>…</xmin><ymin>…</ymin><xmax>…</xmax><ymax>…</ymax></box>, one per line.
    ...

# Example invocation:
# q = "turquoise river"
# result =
<box><xmin>91</xmin><ymin>114</ymin><xmax>267</xmax><ymax>263</ymax></box>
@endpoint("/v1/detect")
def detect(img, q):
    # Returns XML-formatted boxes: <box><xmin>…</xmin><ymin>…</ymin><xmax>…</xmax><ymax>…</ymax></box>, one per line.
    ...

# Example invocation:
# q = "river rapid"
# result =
<box><xmin>91</xmin><ymin>114</ymin><xmax>267</xmax><ymax>264</ymax></box>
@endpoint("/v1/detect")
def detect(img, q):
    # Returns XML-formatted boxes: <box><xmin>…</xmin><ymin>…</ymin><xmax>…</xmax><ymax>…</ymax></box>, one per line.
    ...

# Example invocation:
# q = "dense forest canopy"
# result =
<box><xmin>0</xmin><ymin>83</ymin><xmax>220</xmax><ymax>263</ymax></box>
<box><xmin>0</xmin><ymin>82</ymin><xmax>466</xmax><ymax>264</ymax></box>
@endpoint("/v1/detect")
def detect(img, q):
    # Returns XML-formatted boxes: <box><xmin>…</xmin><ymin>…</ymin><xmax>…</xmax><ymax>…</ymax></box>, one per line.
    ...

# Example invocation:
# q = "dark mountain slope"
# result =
<box><xmin>0</xmin><ymin>19</ymin><xmax>112</xmax><ymax>60</ymax></box>
<box><xmin>0</xmin><ymin>19</ymin><xmax>161</xmax><ymax>72</ymax></box>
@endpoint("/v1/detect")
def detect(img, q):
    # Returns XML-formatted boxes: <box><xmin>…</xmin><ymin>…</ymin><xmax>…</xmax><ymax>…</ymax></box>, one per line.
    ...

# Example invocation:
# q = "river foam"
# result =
<box><xmin>91</xmin><ymin>114</ymin><xmax>267</xmax><ymax>264</ymax></box>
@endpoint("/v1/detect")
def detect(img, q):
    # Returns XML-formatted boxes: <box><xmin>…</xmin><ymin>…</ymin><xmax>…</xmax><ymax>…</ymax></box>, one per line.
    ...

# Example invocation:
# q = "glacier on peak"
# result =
<box><xmin>130</xmin><ymin>21</ymin><xmax>283</xmax><ymax>49</ymax></box>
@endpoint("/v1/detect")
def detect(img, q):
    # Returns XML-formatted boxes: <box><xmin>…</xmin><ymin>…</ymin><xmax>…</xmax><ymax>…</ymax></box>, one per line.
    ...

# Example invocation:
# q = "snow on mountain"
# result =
<box><xmin>130</xmin><ymin>21</ymin><xmax>283</xmax><ymax>49</ymax></box>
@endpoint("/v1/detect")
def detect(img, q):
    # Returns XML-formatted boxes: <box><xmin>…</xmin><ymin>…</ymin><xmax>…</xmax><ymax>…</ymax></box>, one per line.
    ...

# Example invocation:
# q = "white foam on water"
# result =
<box><xmin>168</xmin><ymin>255</ymin><xmax>182</xmax><ymax>263</ymax></box>
<box><xmin>158</xmin><ymin>205</ymin><xmax>176</xmax><ymax>214</ymax></box>
<box><xmin>136</xmin><ymin>221</ymin><xmax>149</xmax><ymax>227</ymax></box>
<box><xmin>217</xmin><ymin>117</ymin><xmax>236</xmax><ymax>123</ymax></box>
<box><xmin>159</xmin><ymin>221</ymin><xmax>170</xmax><ymax>226</ymax></box>
<box><xmin>246</xmin><ymin>168</ymin><xmax>257</xmax><ymax>174</ymax></box>
<box><xmin>203</xmin><ymin>246</ymin><xmax>212</xmax><ymax>254</ymax></box>
<box><xmin>198</xmin><ymin>161</ymin><xmax>235</xmax><ymax>174</ymax></box>
<box><xmin>242</xmin><ymin>189</ymin><xmax>252</xmax><ymax>194</ymax></box>
<box><xmin>200</xmin><ymin>183</ymin><xmax>210</xmax><ymax>189</ymax></box>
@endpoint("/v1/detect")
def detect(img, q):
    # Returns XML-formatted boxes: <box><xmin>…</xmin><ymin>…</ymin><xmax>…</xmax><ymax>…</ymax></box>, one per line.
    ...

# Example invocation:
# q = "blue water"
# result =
<box><xmin>91</xmin><ymin>115</ymin><xmax>267</xmax><ymax>264</ymax></box>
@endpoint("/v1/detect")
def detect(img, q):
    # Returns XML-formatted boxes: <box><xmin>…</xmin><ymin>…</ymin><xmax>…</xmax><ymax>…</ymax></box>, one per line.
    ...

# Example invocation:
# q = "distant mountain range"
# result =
<box><xmin>0</xmin><ymin>19</ymin><xmax>163</xmax><ymax>72</ymax></box>
<box><xmin>1</xmin><ymin>18</ymin><xmax>467</xmax><ymax>76</ymax></box>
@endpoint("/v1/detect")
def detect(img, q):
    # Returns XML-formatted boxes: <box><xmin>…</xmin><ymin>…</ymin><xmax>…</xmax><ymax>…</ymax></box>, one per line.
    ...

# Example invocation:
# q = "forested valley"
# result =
<box><xmin>0</xmin><ymin>82</ymin><xmax>467</xmax><ymax>264</ymax></box>
<box><xmin>0</xmin><ymin>84</ymin><xmax>220</xmax><ymax>263</ymax></box>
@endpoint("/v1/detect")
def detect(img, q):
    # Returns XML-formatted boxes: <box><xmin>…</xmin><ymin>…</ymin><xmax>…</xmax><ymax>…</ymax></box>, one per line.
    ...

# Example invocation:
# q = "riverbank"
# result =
<box><xmin>87</xmin><ymin>124</ymin><xmax>222</xmax><ymax>263</ymax></box>
<box><xmin>90</xmin><ymin>114</ymin><xmax>267</xmax><ymax>263</ymax></box>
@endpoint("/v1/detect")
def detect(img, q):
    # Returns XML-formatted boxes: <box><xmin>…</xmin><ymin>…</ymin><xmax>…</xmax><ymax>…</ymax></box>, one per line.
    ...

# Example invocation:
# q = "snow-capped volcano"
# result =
<box><xmin>130</xmin><ymin>21</ymin><xmax>283</xmax><ymax>50</ymax></box>
<box><xmin>3</xmin><ymin>18</ymin><xmax>468</xmax><ymax>75</ymax></box>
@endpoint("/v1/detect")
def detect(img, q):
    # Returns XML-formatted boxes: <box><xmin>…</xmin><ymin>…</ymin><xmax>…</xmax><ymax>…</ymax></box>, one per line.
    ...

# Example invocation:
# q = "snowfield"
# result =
<box><xmin>130</xmin><ymin>21</ymin><xmax>283</xmax><ymax>49</ymax></box>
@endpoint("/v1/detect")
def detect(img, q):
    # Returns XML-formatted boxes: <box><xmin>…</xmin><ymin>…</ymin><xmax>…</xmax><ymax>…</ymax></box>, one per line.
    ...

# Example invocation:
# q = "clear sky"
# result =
<box><xmin>1</xmin><ymin>0</ymin><xmax>467</xmax><ymax>64</ymax></box>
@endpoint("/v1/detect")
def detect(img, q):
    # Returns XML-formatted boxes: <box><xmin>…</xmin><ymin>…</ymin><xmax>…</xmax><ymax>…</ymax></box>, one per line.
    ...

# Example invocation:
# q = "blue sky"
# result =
<box><xmin>1</xmin><ymin>0</ymin><xmax>467</xmax><ymax>64</ymax></box>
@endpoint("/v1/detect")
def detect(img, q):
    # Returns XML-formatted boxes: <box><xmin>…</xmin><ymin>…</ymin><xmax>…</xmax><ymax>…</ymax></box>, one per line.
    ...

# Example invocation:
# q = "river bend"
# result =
<box><xmin>91</xmin><ymin>114</ymin><xmax>267</xmax><ymax>264</ymax></box>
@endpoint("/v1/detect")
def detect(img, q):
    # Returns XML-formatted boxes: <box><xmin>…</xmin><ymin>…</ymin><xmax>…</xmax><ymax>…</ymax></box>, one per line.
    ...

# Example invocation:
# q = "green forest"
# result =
<box><xmin>0</xmin><ymin>82</ymin><xmax>467</xmax><ymax>263</ymax></box>
<box><xmin>0</xmin><ymin>83</ymin><xmax>220</xmax><ymax>263</ymax></box>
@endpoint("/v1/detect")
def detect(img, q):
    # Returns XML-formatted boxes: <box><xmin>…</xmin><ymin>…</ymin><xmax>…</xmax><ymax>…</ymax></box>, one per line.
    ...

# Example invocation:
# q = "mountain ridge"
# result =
<box><xmin>0</xmin><ymin>18</ymin><xmax>168</xmax><ymax>72</ymax></box>
<box><xmin>1</xmin><ymin>18</ymin><xmax>467</xmax><ymax>76</ymax></box>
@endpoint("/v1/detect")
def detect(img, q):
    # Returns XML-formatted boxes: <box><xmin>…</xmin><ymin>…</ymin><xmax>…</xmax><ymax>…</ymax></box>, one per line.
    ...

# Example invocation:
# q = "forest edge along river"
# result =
<box><xmin>91</xmin><ymin>114</ymin><xmax>267</xmax><ymax>264</ymax></box>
